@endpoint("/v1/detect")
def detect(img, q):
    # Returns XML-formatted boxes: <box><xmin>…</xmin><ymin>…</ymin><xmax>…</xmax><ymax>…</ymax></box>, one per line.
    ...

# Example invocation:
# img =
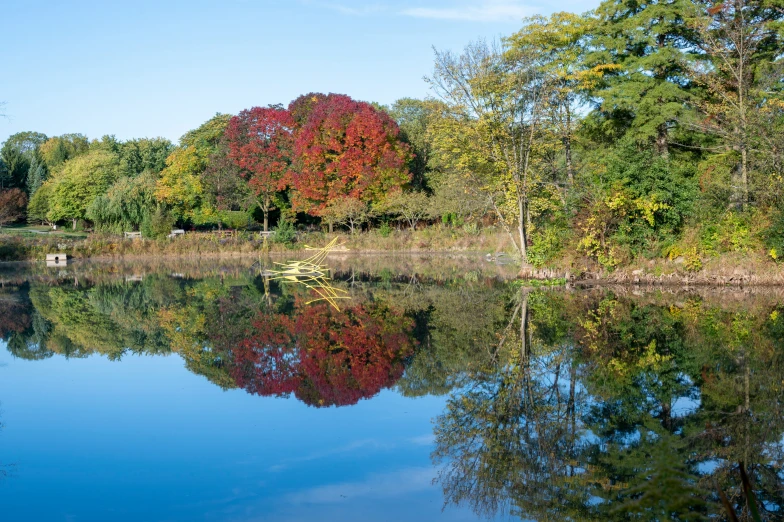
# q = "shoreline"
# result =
<box><xmin>3</xmin><ymin>231</ymin><xmax>784</xmax><ymax>286</ymax></box>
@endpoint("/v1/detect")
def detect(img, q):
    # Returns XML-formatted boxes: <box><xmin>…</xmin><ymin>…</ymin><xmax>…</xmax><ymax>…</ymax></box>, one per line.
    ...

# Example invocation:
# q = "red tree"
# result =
<box><xmin>0</xmin><ymin>189</ymin><xmax>27</xmax><ymax>227</ymax></box>
<box><xmin>287</xmin><ymin>93</ymin><xmax>412</xmax><ymax>216</ymax></box>
<box><xmin>225</xmin><ymin>106</ymin><xmax>294</xmax><ymax>231</ymax></box>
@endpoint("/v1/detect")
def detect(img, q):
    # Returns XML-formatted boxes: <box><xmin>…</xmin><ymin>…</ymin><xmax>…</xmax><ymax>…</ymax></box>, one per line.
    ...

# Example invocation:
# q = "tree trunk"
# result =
<box><xmin>568</xmin><ymin>364</ymin><xmax>577</xmax><ymax>476</ymax></box>
<box><xmin>741</xmin><ymin>144</ymin><xmax>749</xmax><ymax>208</ymax></box>
<box><xmin>656</xmin><ymin>123</ymin><xmax>669</xmax><ymax>158</ymax></box>
<box><xmin>518</xmin><ymin>197</ymin><xmax>527</xmax><ymax>261</ymax></box>
<box><xmin>329</xmin><ymin>222</ymin><xmax>333</xmax><ymax>233</ymax></box>
<box><xmin>260</xmin><ymin>195</ymin><xmax>270</xmax><ymax>232</ymax></box>
<box><xmin>520</xmin><ymin>291</ymin><xmax>529</xmax><ymax>361</ymax></box>
<box><xmin>72</xmin><ymin>218</ymin><xmax>77</xmax><ymax>230</ymax></box>
<box><xmin>565</xmin><ymin>104</ymin><xmax>574</xmax><ymax>184</ymax></box>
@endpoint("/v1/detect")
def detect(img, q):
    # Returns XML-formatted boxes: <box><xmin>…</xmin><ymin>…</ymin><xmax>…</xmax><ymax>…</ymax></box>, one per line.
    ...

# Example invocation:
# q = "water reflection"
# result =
<box><xmin>433</xmin><ymin>290</ymin><xmax>784</xmax><ymax>521</ymax></box>
<box><xmin>1</xmin><ymin>262</ymin><xmax>783</xmax><ymax>520</ymax></box>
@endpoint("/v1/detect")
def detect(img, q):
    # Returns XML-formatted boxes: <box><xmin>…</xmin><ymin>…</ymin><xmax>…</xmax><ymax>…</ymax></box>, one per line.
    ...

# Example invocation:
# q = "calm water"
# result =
<box><xmin>0</xmin><ymin>257</ymin><xmax>782</xmax><ymax>521</ymax></box>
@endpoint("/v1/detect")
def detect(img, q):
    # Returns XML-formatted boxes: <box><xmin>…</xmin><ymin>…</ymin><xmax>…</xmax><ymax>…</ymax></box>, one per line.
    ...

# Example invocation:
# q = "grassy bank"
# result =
<box><xmin>0</xmin><ymin>227</ymin><xmax>515</xmax><ymax>262</ymax></box>
<box><xmin>5</xmin><ymin>226</ymin><xmax>784</xmax><ymax>286</ymax></box>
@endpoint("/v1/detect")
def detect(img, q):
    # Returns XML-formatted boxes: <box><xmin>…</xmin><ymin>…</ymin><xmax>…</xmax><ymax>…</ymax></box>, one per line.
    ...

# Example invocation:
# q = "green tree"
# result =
<box><xmin>39</xmin><ymin>134</ymin><xmax>89</xmax><ymax>172</ymax></box>
<box><xmin>688</xmin><ymin>0</ymin><xmax>784</xmax><ymax>208</ymax></box>
<box><xmin>388</xmin><ymin>98</ymin><xmax>442</xmax><ymax>190</ymax></box>
<box><xmin>507</xmin><ymin>12</ymin><xmax>602</xmax><ymax>184</ymax></box>
<box><xmin>155</xmin><ymin>114</ymin><xmax>231</xmax><ymax>225</ymax></box>
<box><xmin>428</xmin><ymin>40</ymin><xmax>559</xmax><ymax>260</ymax></box>
<box><xmin>589</xmin><ymin>0</ymin><xmax>698</xmax><ymax>156</ymax></box>
<box><xmin>47</xmin><ymin>150</ymin><xmax>124</xmax><ymax>229</ymax></box>
<box><xmin>117</xmin><ymin>137</ymin><xmax>173</xmax><ymax>175</ymax></box>
<box><xmin>26</xmin><ymin>153</ymin><xmax>48</xmax><ymax>195</ymax></box>
<box><xmin>0</xmin><ymin>131</ymin><xmax>47</xmax><ymax>190</ymax></box>
<box><xmin>27</xmin><ymin>182</ymin><xmax>54</xmax><ymax>225</ymax></box>
<box><xmin>88</xmin><ymin>170</ymin><xmax>159</xmax><ymax>232</ymax></box>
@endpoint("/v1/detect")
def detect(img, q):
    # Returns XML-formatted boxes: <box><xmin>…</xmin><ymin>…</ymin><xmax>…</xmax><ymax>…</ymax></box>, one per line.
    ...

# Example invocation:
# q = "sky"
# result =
<box><xmin>1</xmin><ymin>0</ymin><xmax>598</xmax><ymax>146</ymax></box>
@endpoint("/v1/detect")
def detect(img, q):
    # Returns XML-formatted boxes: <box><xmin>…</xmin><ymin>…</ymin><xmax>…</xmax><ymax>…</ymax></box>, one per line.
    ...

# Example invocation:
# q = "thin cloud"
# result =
<box><xmin>285</xmin><ymin>467</ymin><xmax>434</xmax><ymax>504</ymax></box>
<box><xmin>401</xmin><ymin>1</ymin><xmax>533</xmax><ymax>22</ymax></box>
<box><xmin>303</xmin><ymin>0</ymin><xmax>533</xmax><ymax>22</ymax></box>
<box><xmin>300</xmin><ymin>0</ymin><xmax>388</xmax><ymax>16</ymax></box>
<box><xmin>408</xmin><ymin>434</ymin><xmax>435</xmax><ymax>446</ymax></box>
<box><xmin>266</xmin><ymin>439</ymin><xmax>392</xmax><ymax>472</ymax></box>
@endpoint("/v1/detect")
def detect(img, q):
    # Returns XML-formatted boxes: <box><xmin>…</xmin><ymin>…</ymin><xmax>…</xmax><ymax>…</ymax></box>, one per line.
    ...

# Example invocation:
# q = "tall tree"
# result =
<box><xmin>118</xmin><ymin>137</ymin><xmax>174</xmax><ymax>175</ymax></box>
<box><xmin>0</xmin><ymin>131</ymin><xmax>47</xmax><ymax>190</ymax></box>
<box><xmin>388</xmin><ymin>98</ymin><xmax>442</xmax><ymax>190</ymax></box>
<box><xmin>87</xmin><ymin>170</ymin><xmax>159</xmax><ymax>232</ymax></box>
<box><xmin>288</xmin><ymin>93</ymin><xmax>412</xmax><ymax>216</ymax></box>
<box><xmin>689</xmin><ymin>0</ymin><xmax>784</xmax><ymax>208</ymax></box>
<box><xmin>225</xmin><ymin>106</ymin><xmax>293</xmax><ymax>231</ymax></box>
<box><xmin>589</xmin><ymin>0</ymin><xmax>698</xmax><ymax>156</ymax></box>
<box><xmin>26</xmin><ymin>153</ymin><xmax>47</xmax><ymax>195</ymax></box>
<box><xmin>428</xmin><ymin>40</ymin><xmax>556</xmax><ymax>260</ymax></box>
<box><xmin>507</xmin><ymin>12</ymin><xmax>602</xmax><ymax>184</ymax></box>
<box><xmin>201</xmin><ymin>141</ymin><xmax>251</xmax><ymax>214</ymax></box>
<box><xmin>155</xmin><ymin>114</ymin><xmax>231</xmax><ymax>224</ymax></box>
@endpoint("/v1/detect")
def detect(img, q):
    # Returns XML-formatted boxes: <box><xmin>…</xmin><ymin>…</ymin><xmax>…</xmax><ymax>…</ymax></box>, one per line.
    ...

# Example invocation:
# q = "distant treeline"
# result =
<box><xmin>3</xmin><ymin>0</ymin><xmax>784</xmax><ymax>269</ymax></box>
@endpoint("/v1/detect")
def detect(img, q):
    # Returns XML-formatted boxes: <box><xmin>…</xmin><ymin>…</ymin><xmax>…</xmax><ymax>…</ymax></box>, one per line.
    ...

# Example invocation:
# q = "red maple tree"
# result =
<box><xmin>225</xmin><ymin>106</ymin><xmax>294</xmax><ymax>231</ymax></box>
<box><xmin>287</xmin><ymin>93</ymin><xmax>412</xmax><ymax>215</ymax></box>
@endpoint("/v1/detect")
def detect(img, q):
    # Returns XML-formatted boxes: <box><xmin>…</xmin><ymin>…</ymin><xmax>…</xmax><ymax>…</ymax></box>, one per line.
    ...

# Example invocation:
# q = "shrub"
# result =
<box><xmin>141</xmin><ymin>207</ymin><xmax>176</xmax><ymax>239</ymax></box>
<box><xmin>379</xmin><ymin>221</ymin><xmax>392</xmax><ymax>238</ymax></box>
<box><xmin>462</xmin><ymin>222</ymin><xmax>480</xmax><ymax>236</ymax></box>
<box><xmin>528</xmin><ymin>221</ymin><xmax>569</xmax><ymax>268</ymax></box>
<box><xmin>272</xmin><ymin>219</ymin><xmax>297</xmax><ymax>245</ymax></box>
<box><xmin>219</xmin><ymin>210</ymin><xmax>252</xmax><ymax>230</ymax></box>
<box><xmin>765</xmin><ymin>209</ymin><xmax>784</xmax><ymax>262</ymax></box>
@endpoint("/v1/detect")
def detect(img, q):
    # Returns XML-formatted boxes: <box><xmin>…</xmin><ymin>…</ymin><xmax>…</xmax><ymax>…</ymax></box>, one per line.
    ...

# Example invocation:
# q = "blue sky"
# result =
<box><xmin>1</xmin><ymin>0</ymin><xmax>597</xmax><ymax>146</ymax></box>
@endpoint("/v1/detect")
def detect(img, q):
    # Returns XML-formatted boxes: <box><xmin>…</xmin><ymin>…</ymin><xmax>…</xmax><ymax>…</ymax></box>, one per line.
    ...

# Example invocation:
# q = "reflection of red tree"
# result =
<box><xmin>231</xmin><ymin>301</ymin><xmax>415</xmax><ymax>407</ymax></box>
<box><xmin>0</xmin><ymin>300</ymin><xmax>31</xmax><ymax>339</ymax></box>
<box><xmin>232</xmin><ymin>314</ymin><xmax>299</xmax><ymax>396</ymax></box>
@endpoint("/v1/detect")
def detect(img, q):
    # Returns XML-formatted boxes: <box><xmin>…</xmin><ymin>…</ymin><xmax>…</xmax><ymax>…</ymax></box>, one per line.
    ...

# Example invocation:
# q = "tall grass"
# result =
<box><xmin>0</xmin><ymin>227</ymin><xmax>514</xmax><ymax>262</ymax></box>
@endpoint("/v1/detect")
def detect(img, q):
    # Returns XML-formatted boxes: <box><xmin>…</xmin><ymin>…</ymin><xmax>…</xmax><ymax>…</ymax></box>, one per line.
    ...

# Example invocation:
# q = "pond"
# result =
<box><xmin>0</xmin><ymin>255</ymin><xmax>782</xmax><ymax>521</ymax></box>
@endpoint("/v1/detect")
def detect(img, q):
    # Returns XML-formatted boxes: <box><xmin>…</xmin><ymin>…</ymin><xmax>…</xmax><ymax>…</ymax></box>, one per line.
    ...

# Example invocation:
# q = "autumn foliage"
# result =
<box><xmin>0</xmin><ymin>189</ymin><xmax>28</xmax><ymax>226</ymax></box>
<box><xmin>225</xmin><ymin>106</ymin><xmax>294</xmax><ymax>230</ymax></box>
<box><xmin>231</xmin><ymin>300</ymin><xmax>416</xmax><ymax>407</ymax></box>
<box><xmin>287</xmin><ymin>93</ymin><xmax>412</xmax><ymax>214</ymax></box>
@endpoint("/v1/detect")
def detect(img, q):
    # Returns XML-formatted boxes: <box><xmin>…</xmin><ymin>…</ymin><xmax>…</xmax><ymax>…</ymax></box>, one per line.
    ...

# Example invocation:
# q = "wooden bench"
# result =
<box><xmin>124</xmin><ymin>231</ymin><xmax>142</xmax><ymax>239</ymax></box>
<box><xmin>167</xmin><ymin>229</ymin><xmax>185</xmax><ymax>239</ymax></box>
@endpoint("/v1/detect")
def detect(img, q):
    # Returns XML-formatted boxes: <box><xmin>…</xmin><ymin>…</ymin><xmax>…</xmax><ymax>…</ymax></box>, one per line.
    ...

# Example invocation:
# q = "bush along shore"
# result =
<box><xmin>5</xmin><ymin>227</ymin><xmax>784</xmax><ymax>286</ymax></box>
<box><xmin>0</xmin><ymin>228</ymin><xmax>515</xmax><ymax>262</ymax></box>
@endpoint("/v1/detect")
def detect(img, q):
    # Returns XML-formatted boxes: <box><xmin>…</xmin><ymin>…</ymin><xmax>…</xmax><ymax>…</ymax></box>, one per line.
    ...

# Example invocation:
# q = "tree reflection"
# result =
<box><xmin>433</xmin><ymin>291</ymin><xmax>784</xmax><ymax>521</ymax></box>
<box><xmin>231</xmin><ymin>300</ymin><xmax>416</xmax><ymax>407</ymax></box>
<box><xmin>3</xmin><ymin>269</ymin><xmax>784</xmax><ymax>517</ymax></box>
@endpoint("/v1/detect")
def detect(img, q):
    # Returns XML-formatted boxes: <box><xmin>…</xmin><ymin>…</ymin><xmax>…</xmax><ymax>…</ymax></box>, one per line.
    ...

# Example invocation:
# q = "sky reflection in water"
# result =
<box><xmin>0</xmin><ymin>347</ymin><xmax>468</xmax><ymax>522</ymax></box>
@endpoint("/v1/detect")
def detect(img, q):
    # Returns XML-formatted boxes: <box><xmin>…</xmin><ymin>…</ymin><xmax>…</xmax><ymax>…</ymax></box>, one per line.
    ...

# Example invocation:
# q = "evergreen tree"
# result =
<box><xmin>26</xmin><ymin>154</ymin><xmax>48</xmax><ymax>195</ymax></box>
<box><xmin>589</xmin><ymin>0</ymin><xmax>698</xmax><ymax>156</ymax></box>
